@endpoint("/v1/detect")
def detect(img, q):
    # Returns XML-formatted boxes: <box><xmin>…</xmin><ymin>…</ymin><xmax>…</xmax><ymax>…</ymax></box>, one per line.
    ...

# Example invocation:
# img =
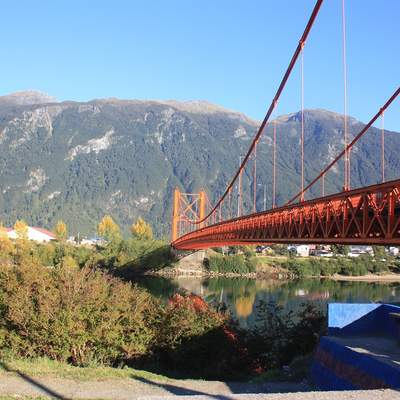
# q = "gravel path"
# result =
<box><xmin>145</xmin><ymin>392</ymin><xmax>400</xmax><ymax>399</ymax></box>
<box><xmin>0</xmin><ymin>373</ymin><xmax>398</xmax><ymax>399</ymax></box>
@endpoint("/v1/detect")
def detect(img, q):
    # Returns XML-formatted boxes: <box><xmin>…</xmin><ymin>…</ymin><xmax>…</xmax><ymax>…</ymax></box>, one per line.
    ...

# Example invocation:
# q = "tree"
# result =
<box><xmin>331</xmin><ymin>244</ymin><xmax>349</xmax><ymax>256</ymax></box>
<box><xmin>98</xmin><ymin>215</ymin><xmax>121</xmax><ymax>242</ymax></box>
<box><xmin>130</xmin><ymin>217</ymin><xmax>153</xmax><ymax>240</ymax></box>
<box><xmin>372</xmin><ymin>245</ymin><xmax>386</xmax><ymax>259</ymax></box>
<box><xmin>54</xmin><ymin>220</ymin><xmax>68</xmax><ymax>241</ymax></box>
<box><xmin>0</xmin><ymin>225</ymin><xmax>13</xmax><ymax>255</ymax></box>
<box><xmin>14</xmin><ymin>220</ymin><xmax>28</xmax><ymax>241</ymax></box>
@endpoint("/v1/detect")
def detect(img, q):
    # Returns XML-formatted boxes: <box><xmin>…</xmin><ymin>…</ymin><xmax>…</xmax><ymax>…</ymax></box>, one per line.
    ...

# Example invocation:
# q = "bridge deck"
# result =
<box><xmin>172</xmin><ymin>179</ymin><xmax>400</xmax><ymax>250</ymax></box>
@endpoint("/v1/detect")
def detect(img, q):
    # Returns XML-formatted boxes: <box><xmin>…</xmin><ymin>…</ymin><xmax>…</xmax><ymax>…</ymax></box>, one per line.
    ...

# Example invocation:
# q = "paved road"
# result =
<box><xmin>0</xmin><ymin>373</ymin><xmax>398</xmax><ymax>399</ymax></box>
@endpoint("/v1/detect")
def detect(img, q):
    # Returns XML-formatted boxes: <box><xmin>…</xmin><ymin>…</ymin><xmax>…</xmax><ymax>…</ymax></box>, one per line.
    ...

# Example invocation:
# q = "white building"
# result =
<box><xmin>348</xmin><ymin>246</ymin><xmax>373</xmax><ymax>258</ymax></box>
<box><xmin>7</xmin><ymin>226</ymin><xmax>56</xmax><ymax>243</ymax></box>
<box><xmin>288</xmin><ymin>244</ymin><xmax>310</xmax><ymax>257</ymax></box>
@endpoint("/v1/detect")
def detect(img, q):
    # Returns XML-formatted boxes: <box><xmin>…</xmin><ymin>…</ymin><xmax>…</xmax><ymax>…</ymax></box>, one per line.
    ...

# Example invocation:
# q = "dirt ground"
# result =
<box><xmin>0</xmin><ymin>373</ymin><xmax>398</xmax><ymax>399</ymax></box>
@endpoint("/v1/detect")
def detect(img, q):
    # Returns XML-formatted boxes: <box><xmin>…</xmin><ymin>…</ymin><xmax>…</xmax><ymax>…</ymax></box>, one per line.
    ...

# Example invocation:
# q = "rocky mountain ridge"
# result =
<box><xmin>0</xmin><ymin>91</ymin><xmax>397</xmax><ymax>237</ymax></box>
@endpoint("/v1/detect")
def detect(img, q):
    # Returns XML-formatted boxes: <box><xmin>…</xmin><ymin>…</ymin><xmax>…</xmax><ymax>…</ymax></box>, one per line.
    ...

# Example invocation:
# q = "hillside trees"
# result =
<box><xmin>54</xmin><ymin>220</ymin><xmax>68</xmax><ymax>241</ymax></box>
<box><xmin>98</xmin><ymin>215</ymin><xmax>121</xmax><ymax>242</ymax></box>
<box><xmin>14</xmin><ymin>220</ymin><xmax>28</xmax><ymax>241</ymax></box>
<box><xmin>131</xmin><ymin>217</ymin><xmax>153</xmax><ymax>240</ymax></box>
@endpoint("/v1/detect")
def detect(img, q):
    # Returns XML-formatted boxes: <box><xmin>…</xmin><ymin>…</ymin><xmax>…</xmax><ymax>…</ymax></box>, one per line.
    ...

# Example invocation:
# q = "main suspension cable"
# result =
<box><xmin>286</xmin><ymin>87</ymin><xmax>400</xmax><ymax>205</ymax></box>
<box><xmin>300</xmin><ymin>42</ymin><xmax>305</xmax><ymax>202</ymax></box>
<box><xmin>188</xmin><ymin>0</ymin><xmax>324</xmax><ymax>225</ymax></box>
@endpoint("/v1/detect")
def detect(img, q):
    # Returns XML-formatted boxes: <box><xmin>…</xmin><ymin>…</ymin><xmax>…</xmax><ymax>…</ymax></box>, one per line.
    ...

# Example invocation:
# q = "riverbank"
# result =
<box><xmin>330</xmin><ymin>273</ymin><xmax>400</xmax><ymax>282</ymax></box>
<box><xmin>150</xmin><ymin>259</ymin><xmax>400</xmax><ymax>282</ymax></box>
<box><xmin>149</xmin><ymin>267</ymin><xmax>294</xmax><ymax>280</ymax></box>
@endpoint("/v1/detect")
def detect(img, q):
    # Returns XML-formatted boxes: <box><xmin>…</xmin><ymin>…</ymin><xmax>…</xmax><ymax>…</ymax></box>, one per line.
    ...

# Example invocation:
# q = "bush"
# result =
<box><xmin>339</xmin><ymin>259</ymin><xmax>368</xmax><ymax>276</ymax></box>
<box><xmin>270</xmin><ymin>244</ymin><xmax>289</xmax><ymax>256</ymax></box>
<box><xmin>286</xmin><ymin>258</ymin><xmax>340</xmax><ymax>278</ymax></box>
<box><xmin>0</xmin><ymin>263</ymin><xmax>156</xmax><ymax>366</ymax></box>
<box><xmin>207</xmin><ymin>255</ymin><xmax>255</xmax><ymax>274</ymax></box>
<box><xmin>247</xmin><ymin>301</ymin><xmax>325</xmax><ymax>369</ymax></box>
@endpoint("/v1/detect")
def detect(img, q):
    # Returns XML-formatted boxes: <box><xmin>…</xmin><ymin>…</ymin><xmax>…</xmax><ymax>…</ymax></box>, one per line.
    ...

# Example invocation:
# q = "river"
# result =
<box><xmin>137</xmin><ymin>275</ymin><xmax>400</xmax><ymax>329</ymax></box>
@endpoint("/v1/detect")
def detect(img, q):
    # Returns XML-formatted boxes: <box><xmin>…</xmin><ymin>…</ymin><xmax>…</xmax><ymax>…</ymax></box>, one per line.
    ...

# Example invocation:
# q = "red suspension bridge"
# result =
<box><xmin>171</xmin><ymin>0</ymin><xmax>400</xmax><ymax>251</ymax></box>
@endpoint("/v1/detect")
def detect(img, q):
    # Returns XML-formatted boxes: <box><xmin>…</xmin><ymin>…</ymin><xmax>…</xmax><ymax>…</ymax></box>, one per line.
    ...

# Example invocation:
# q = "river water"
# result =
<box><xmin>138</xmin><ymin>276</ymin><xmax>400</xmax><ymax>329</ymax></box>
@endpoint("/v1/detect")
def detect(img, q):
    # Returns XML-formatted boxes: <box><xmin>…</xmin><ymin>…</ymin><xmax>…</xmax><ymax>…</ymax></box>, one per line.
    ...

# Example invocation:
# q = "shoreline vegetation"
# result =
<box><xmin>151</xmin><ymin>244</ymin><xmax>400</xmax><ymax>282</ymax></box>
<box><xmin>0</xmin><ymin>217</ymin><xmax>325</xmax><ymax>381</ymax></box>
<box><xmin>0</xmin><ymin>216</ymin><xmax>398</xmax><ymax>382</ymax></box>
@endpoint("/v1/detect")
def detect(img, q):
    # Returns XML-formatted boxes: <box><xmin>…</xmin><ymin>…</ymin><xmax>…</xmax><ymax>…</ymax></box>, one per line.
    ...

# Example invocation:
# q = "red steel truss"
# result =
<box><xmin>172</xmin><ymin>179</ymin><xmax>400</xmax><ymax>250</ymax></box>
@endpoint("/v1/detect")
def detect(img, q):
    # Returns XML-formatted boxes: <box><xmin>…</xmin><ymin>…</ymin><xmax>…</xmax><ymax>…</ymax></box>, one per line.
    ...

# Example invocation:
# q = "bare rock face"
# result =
<box><xmin>0</xmin><ymin>90</ymin><xmax>57</xmax><ymax>106</ymax></box>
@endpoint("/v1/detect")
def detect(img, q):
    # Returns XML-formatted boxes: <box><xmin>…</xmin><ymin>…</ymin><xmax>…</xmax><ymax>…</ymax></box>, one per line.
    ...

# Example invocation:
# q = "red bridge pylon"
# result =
<box><xmin>171</xmin><ymin>188</ymin><xmax>206</xmax><ymax>242</ymax></box>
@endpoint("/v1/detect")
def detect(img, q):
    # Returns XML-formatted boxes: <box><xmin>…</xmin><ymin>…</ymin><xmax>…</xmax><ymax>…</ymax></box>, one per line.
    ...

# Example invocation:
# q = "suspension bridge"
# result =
<box><xmin>171</xmin><ymin>0</ymin><xmax>400</xmax><ymax>251</ymax></box>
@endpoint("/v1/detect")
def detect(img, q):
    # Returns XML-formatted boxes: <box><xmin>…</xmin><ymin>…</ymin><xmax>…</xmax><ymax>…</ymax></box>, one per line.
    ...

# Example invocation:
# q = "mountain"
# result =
<box><xmin>0</xmin><ymin>91</ymin><xmax>397</xmax><ymax>237</ymax></box>
<box><xmin>0</xmin><ymin>90</ymin><xmax>57</xmax><ymax>106</ymax></box>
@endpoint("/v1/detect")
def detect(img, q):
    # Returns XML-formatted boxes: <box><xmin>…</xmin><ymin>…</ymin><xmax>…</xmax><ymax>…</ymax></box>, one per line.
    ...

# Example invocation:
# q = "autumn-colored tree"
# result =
<box><xmin>14</xmin><ymin>220</ymin><xmax>28</xmax><ymax>241</ymax></box>
<box><xmin>131</xmin><ymin>217</ymin><xmax>153</xmax><ymax>240</ymax></box>
<box><xmin>98</xmin><ymin>215</ymin><xmax>121</xmax><ymax>242</ymax></box>
<box><xmin>54</xmin><ymin>220</ymin><xmax>68</xmax><ymax>241</ymax></box>
<box><xmin>0</xmin><ymin>225</ymin><xmax>13</xmax><ymax>255</ymax></box>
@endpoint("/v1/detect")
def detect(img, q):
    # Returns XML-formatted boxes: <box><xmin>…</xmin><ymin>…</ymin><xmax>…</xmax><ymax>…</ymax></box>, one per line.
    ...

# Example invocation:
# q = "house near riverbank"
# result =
<box><xmin>6</xmin><ymin>226</ymin><xmax>56</xmax><ymax>242</ymax></box>
<box><xmin>348</xmin><ymin>245</ymin><xmax>373</xmax><ymax>257</ymax></box>
<box><xmin>288</xmin><ymin>244</ymin><xmax>315</xmax><ymax>256</ymax></box>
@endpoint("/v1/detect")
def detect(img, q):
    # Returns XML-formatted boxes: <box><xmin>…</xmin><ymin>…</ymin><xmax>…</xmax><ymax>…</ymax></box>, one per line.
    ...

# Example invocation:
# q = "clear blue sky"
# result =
<box><xmin>2</xmin><ymin>0</ymin><xmax>399</xmax><ymax>129</ymax></box>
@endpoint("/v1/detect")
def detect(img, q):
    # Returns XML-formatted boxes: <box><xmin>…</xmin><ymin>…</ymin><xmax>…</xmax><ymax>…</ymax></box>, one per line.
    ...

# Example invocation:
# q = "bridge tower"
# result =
<box><xmin>171</xmin><ymin>188</ymin><xmax>207</xmax><ymax>242</ymax></box>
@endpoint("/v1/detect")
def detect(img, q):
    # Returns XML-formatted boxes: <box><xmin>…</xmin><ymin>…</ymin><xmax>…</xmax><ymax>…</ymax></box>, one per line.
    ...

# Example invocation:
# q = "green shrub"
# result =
<box><xmin>0</xmin><ymin>263</ymin><xmax>157</xmax><ymax>366</ymax></box>
<box><xmin>286</xmin><ymin>258</ymin><xmax>342</xmax><ymax>278</ymax></box>
<box><xmin>207</xmin><ymin>255</ymin><xmax>255</xmax><ymax>274</ymax></box>
<box><xmin>248</xmin><ymin>301</ymin><xmax>325</xmax><ymax>369</ymax></box>
<box><xmin>339</xmin><ymin>259</ymin><xmax>368</xmax><ymax>276</ymax></box>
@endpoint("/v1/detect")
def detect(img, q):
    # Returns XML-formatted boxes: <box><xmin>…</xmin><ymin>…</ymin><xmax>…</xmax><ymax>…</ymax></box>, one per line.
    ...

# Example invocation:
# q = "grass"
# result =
<box><xmin>255</xmin><ymin>255</ymin><xmax>288</xmax><ymax>266</ymax></box>
<box><xmin>0</xmin><ymin>357</ymin><xmax>170</xmax><ymax>382</ymax></box>
<box><xmin>249</xmin><ymin>355</ymin><xmax>313</xmax><ymax>383</ymax></box>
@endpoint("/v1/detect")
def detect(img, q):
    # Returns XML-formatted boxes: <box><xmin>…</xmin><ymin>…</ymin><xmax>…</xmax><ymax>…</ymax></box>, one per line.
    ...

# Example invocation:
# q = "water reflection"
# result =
<box><xmin>138</xmin><ymin>276</ymin><xmax>400</xmax><ymax>329</ymax></box>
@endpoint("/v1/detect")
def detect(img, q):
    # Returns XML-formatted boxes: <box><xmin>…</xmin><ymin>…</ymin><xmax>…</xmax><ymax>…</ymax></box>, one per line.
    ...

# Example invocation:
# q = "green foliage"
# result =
<box><xmin>0</xmin><ymin>263</ymin><xmax>157</xmax><ymax>366</ymax></box>
<box><xmin>207</xmin><ymin>255</ymin><xmax>256</xmax><ymax>274</ymax></box>
<box><xmin>372</xmin><ymin>245</ymin><xmax>386</xmax><ymax>258</ymax></box>
<box><xmin>284</xmin><ymin>253</ymin><xmax>396</xmax><ymax>278</ymax></box>
<box><xmin>331</xmin><ymin>244</ymin><xmax>349</xmax><ymax>256</ymax></box>
<box><xmin>247</xmin><ymin>301</ymin><xmax>326</xmax><ymax>370</ymax></box>
<box><xmin>0</xmin><ymin>103</ymin><xmax>395</xmax><ymax>239</ymax></box>
<box><xmin>239</xmin><ymin>246</ymin><xmax>255</xmax><ymax>258</ymax></box>
<box><xmin>100</xmin><ymin>238</ymin><xmax>175</xmax><ymax>274</ymax></box>
<box><xmin>270</xmin><ymin>244</ymin><xmax>289</xmax><ymax>256</ymax></box>
<box><xmin>286</xmin><ymin>258</ymin><xmax>338</xmax><ymax>278</ymax></box>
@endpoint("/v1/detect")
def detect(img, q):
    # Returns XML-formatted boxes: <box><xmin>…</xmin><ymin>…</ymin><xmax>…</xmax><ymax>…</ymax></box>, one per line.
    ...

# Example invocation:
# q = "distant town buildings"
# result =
<box><xmin>288</xmin><ymin>244</ymin><xmax>311</xmax><ymax>257</ymax></box>
<box><xmin>347</xmin><ymin>246</ymin><xmax>373</xmax><ymax>257</ymax></box>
